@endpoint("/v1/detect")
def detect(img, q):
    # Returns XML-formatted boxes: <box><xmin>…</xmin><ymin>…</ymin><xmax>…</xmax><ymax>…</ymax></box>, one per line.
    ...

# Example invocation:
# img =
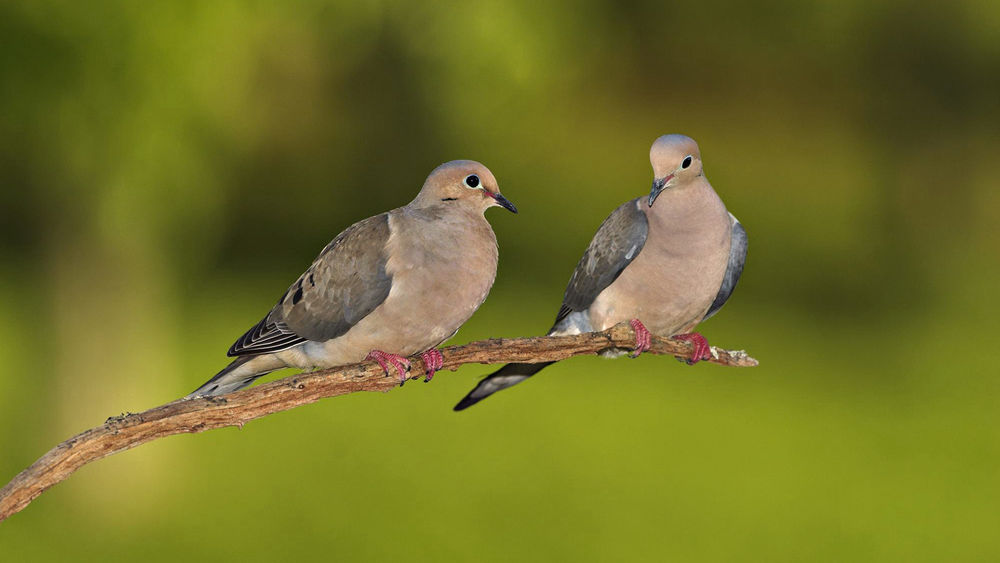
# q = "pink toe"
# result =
<box><xmin>421</xmin><ymin>349</ymin><xmax>444</xmax><ymax>382</ymax></box>
<box><xmin>629</xmin><ymin>319</ymin><xmax>651</xmax><ymax>357</ymax></box>
<box><xmin>672</xmin><ymin>333</ymin><xmax>710</xmax><ymax>364</ymax></box>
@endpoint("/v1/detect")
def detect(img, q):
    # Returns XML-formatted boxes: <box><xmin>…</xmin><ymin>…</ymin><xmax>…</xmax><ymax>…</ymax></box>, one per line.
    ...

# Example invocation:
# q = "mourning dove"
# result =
<box><xmin>454</xmin><ymin>134</ymin><xmax>746</xmax><ymax>410</ymax></box>
<box><xmin>189</xmin><ymin>160</ymin><xmax>517</xmax><ymax>397</ymax></box>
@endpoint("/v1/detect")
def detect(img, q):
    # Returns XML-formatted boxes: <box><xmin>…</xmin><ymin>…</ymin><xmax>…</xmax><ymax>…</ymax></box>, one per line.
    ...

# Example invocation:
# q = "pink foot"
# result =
<box><xmin>420</xmin><ymin>349</ymin><xmax>444</xmax><ymax>382</ymax></box>
<box><xmin>629</xmin><ymin>319</ymin><xmax>652</xmax><ymax>358</ymax></box>
<box><xmin>672</xmin><ymin>333</ymin><xmax>711</xmax><ymax>365</ymax></box>
<box><xmin>366</xmin><ymin>350</ymin><xmax>411</xmax><ymax>384</ymax></box>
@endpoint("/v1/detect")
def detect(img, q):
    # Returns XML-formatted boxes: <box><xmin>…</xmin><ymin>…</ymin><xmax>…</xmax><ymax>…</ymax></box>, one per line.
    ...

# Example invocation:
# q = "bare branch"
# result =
<box><xmin>0</xmin><ymin>323</ymin><xmax>756</xmax><ymax>523</ymax></box>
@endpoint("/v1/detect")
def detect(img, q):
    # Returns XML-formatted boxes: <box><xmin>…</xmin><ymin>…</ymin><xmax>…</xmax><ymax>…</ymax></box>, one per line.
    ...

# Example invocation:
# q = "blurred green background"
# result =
<box><xmin>1</xmin><ymin>0</ymin><xmax>998</xmax><ymax>560</ymax></box>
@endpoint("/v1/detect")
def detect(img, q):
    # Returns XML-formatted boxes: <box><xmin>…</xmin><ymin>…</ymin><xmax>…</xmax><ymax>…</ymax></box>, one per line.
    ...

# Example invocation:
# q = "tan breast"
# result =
<box><xmin>287</xmin><ymin>206</ymin><xmax>499</xmax><ymax>367</ymax></box>
<box><xmin>588</xmin><ymin>182</ymin><xmax>732</xmax><ymax>336</ymax></box>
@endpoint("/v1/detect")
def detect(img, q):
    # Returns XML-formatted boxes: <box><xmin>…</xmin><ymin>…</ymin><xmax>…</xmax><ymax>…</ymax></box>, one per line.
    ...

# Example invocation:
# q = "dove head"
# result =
<box><xmin>414</xmin><ymin>160</ymin><xmax>517</xmax><ymax>214</ymax></box>
<box><xmin>647</xmin><ymin>134</ymin><xmax>703</xmax><ymax>207</ymax></box>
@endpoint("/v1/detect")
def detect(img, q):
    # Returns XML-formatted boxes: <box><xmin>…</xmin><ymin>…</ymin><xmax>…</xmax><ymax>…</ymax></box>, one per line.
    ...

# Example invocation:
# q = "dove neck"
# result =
<box><xmin>643</xmin><ymin>181</ymin><xmax>728</xmax><ymax>240</ymax></box>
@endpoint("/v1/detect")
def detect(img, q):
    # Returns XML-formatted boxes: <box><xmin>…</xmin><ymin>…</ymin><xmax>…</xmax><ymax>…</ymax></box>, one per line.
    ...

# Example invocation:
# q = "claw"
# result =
<box><xmin>671</xmin><ymin>333</ymin><xmax>711</xmax><ymax>365</ymax></box>
<box><xmin>629</xmin><ymin>319</ymin><xmax>652</xmax><ymax>358</ymax></box>
<box><xmin>366</xmin><ymin>350</ymin><xmax>412</xmax><ymax>384</ymax></box>
<box><xmin>420</xmin><ymin>349</ymin><xmax>444</xmax><ymax>382</ymax></box>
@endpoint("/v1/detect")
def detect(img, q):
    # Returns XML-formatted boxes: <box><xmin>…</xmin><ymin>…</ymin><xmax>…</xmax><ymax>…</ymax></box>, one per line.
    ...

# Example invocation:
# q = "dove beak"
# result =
<box><xmin>490</xmin><ymin>192</ymin><xmax>518</xmax><ymax>213</ymax></box>
<box><xmin>648</xmin><ymin>174</ymin><xmax>673</xmax><ymax>207</ymax></box>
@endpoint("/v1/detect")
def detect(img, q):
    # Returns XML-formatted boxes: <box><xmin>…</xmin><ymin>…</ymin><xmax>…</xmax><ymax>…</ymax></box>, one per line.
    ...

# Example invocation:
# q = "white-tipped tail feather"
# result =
<box><xmin>186</xmin><ymin>355</ymin><xmax>284</xmax><ymax>398</ymax></box>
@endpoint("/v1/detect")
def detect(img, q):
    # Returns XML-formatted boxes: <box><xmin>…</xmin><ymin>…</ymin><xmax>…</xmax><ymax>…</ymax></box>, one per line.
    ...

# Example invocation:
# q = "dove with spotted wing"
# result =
<box><xmin>190</xmin><ymin>161</ymin><xmax>516</xmax><ymax>397</ymax></box>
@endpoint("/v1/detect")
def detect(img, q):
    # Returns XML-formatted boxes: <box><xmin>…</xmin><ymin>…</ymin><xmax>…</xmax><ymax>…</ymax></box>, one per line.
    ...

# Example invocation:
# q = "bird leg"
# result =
<box><xmin>629</xmin><ymin>319</ymin><xmax>652</xmax><ymax>358</ymax></box>
<box><xmin>420</xmin><ymin>349</ymin><xmax>444</xmax><ymax>382</ymax></box>
<box><xmin>671</xmin><ymin>333</ymin><xmax>712</xmax><ymax>365</ymax></box>
<box><xmin>366</xmin><ymin>350</ymin><xmax>411</xmax><ymax>384</ymax></box>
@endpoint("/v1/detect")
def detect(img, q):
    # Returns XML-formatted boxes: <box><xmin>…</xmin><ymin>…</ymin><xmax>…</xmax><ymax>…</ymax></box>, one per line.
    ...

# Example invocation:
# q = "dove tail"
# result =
<box><xmin>186</xmin><ymin>355</ymin><xmax>283</xmax><ymax>398</ymax></box>
<box><xmin>453</xmin><ymin>361</ymin><xmax>554</xmax><ymax>411</ymax></box>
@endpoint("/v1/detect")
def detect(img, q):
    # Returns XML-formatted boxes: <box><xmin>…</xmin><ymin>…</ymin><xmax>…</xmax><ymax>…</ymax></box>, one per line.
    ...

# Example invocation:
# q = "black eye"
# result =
<box><xmin>464</xmin><ymin>174</ymin><xmax>480</xmax><ymax>188</ymax></box>
<box><xmin>681</xmin><ymin>156</ymin><xmax>693</xmax><ymax>169</ymax></box>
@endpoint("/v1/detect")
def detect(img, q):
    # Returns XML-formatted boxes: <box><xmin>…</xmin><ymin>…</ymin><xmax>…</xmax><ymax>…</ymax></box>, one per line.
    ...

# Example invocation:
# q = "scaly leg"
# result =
<box><xmin>420</xmin><ymin>349</ymin><xmax>444</xmax><ymax>382</ymax></box>
<box><xmin>366</xmin><ymin>350</ymin><xmax>412</xmax><ymax>384</ymax></box>
<box><xmin>629</xmin><ymin>319</ymin><xmax>652</xmax><ymax>358</ymax></box>
<box><xmin>671</xmin><ymin>333</ymin><xmax>711</xmax><ymax>365</ymax></box>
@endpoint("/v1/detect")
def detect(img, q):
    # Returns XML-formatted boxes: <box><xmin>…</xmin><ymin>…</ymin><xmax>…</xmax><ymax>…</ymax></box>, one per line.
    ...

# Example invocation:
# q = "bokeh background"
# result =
<box><xmin>2</xmin><ymin>1</ymin><xmax>998</xmax><ymax>560</ymax></box>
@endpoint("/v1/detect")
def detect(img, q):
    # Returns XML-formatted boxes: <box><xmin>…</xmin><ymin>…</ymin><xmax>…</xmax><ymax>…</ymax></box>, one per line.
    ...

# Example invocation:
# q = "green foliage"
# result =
<box><xmin>1</xmin><ymin>1</ymin><xmax>998</xmax><ymax>560</ymax></box>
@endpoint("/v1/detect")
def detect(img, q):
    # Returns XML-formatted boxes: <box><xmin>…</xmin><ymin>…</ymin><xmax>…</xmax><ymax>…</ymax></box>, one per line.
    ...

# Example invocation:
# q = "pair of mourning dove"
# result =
<box><xmin>189</xmin><ymin>135</ymin><xmax>746</xmax><ymax>409</ymax></box>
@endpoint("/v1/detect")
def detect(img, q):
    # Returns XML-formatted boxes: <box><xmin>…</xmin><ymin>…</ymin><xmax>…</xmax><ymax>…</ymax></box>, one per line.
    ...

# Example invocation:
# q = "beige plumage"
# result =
<box><xmin>190</xmin><ymin>160</ymin><xmax>516</xmax><ymax>397</ymax></box>
<box><xmin>455</xmin><ymin>134</ymin><xmax>746</xmax><ymax>410</ymax></box>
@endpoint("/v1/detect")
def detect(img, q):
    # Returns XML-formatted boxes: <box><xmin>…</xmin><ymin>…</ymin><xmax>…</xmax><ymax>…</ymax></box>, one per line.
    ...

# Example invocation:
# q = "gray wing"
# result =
<box><xmin>228</xmin><ymin>213</ymin><xmax>393</xmax><ymax>357</ymax></box>
<box><xmin>554</xmin><ymin>199</ymin><xmax>648</xmax><ymax>325</ymax></box>
<box><xmin>703</xmin><ymin>214</ymin><xmax>747</xmax><ymax>321</ymax></box>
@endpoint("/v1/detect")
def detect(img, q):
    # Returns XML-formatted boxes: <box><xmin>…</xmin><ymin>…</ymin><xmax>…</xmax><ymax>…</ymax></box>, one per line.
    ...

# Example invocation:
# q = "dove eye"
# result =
<box><xmin>464</xmin><ymin>174</ymin><xmax>480</xmax><ymax>188</ymax></box>
<box><xmin>681</xmin><ymin>156</ymin><xmax>693</xmax><ymax>169</ymax></box>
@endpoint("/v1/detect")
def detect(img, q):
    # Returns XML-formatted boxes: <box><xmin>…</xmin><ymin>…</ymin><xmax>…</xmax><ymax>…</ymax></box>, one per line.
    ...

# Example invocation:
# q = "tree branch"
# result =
<box><xmin>0</xmin><ymin>323</ymin><xmax>756</xmax><ymax>523</ymax></box>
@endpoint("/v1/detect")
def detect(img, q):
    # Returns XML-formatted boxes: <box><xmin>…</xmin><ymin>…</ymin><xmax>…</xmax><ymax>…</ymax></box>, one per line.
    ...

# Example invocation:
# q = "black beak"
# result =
<box><xmin>491</xmin><ymin>193</ymin><xmax>518</xmax><ymax>213</ymax></box>
<box><xmin>647</xmin><ymin>176</ymin><xmax>670</xmax><ymax>207</ymax></box>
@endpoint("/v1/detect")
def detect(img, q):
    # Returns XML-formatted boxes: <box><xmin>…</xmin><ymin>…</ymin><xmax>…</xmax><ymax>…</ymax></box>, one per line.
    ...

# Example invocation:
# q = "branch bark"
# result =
<box><xmin>0</xmin><ymin>323</ymin><xmax>756</xmax><ymax>523</ymax></box>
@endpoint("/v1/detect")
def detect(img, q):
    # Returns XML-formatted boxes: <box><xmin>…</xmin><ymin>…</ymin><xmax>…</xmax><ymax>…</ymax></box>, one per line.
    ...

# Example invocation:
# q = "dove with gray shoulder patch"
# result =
<box><xmin>190</xmin><ymin>160</ymin><xmax>516</xmax><ymax>397</ymax></box>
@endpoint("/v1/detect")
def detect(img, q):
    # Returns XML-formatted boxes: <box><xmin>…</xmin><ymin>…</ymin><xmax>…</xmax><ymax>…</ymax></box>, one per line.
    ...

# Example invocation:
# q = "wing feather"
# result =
<box><xmin>227</xmin><ymin>213</ymin><xmax>393</xmax><ymax>357</ymax></box>
<box><xmin>702</xmin><ymin>214</ymin><xmax>747</xmax><ymax>320</ymax></box>
<box><xmin>554</xmin><ymin>199</ymin><xmax>649</xmax><ymax>324</ymax></box>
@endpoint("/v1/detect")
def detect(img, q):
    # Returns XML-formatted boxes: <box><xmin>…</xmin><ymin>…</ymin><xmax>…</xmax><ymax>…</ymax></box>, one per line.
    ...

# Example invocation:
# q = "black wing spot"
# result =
<box><xmin>308</xmin><ymin>273</ymin><xmax>315</xmax><ymax>286</ymax></box>
<box><xmin>292</xmin><ymin>287</ymin><xmax>304</xmax><ymax>305</ymax></box>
